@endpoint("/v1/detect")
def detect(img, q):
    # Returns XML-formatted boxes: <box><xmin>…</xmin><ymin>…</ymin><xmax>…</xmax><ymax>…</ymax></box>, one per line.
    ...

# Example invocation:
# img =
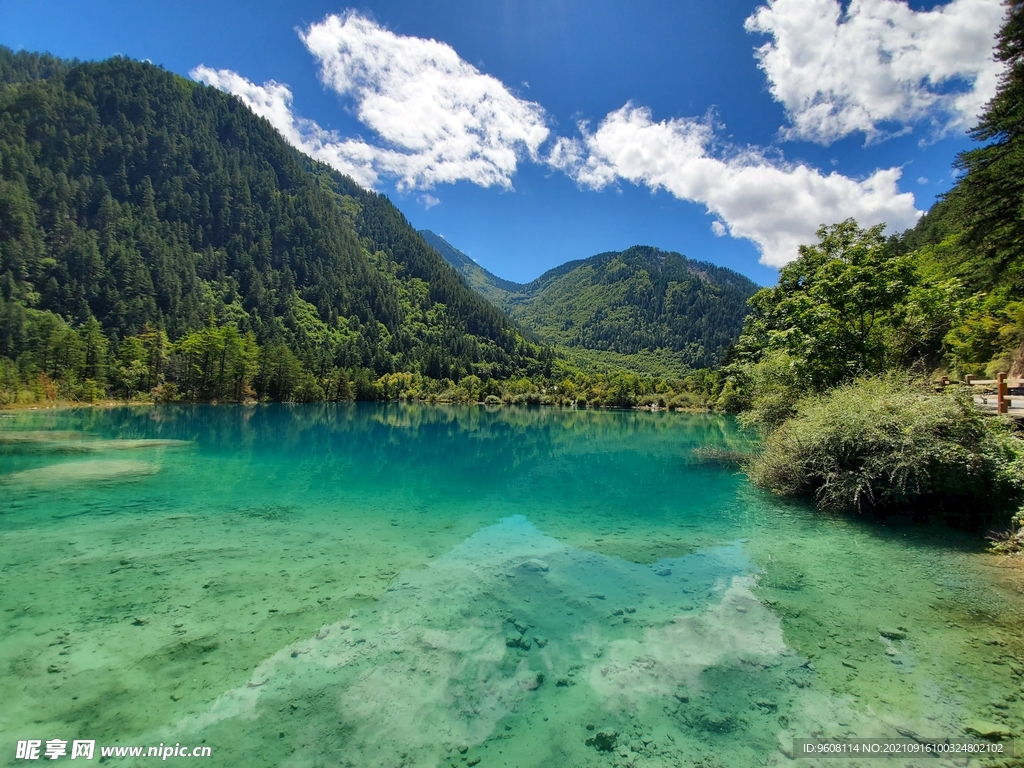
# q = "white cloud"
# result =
<box><xmin>299</xmin><ymin>11</ymin><xmax>549</xmax><ymax>190</ymax></box>
<box><xmin>190</xmin><ymin>65</ymin><xmax>382</xmax><ymax>188</ymax></box>
<box><xmin>552</xmin><ymin>105</ymin><xmax>921</xmax><ymax>266</ymax></box>
<box><xmin>194</xmin><ymin>12</ymin><xmax>548</xmax><ymax>192</ymax></box>
<box><xmin>193</xmin><ymin>11</ymin><xmax>933</xmax><ymax>268</ymax></box>
<box><xmin>745</xmin><ymin>0</ymin><xmax>1005</xmax><ymax>144</ymax></box>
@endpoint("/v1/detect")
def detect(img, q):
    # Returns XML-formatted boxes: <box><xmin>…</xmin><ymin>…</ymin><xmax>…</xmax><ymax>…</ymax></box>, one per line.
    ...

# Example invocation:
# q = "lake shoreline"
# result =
<box><xmin>0</xmin><ymin>397</ymin><xmax>713</xmax><ymax>413</ymax></box>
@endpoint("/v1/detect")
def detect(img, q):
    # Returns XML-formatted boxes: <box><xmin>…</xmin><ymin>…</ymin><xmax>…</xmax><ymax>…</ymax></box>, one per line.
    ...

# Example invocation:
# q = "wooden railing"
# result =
<box><xmin>949</xmin><ymin>372</ymin><xmax>1024</xmax><ymax>414</ymax></box>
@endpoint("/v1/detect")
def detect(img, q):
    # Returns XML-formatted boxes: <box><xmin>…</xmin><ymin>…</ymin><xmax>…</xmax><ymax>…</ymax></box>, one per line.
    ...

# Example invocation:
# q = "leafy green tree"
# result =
<box><xmin>256</xmin><ymin>343</ymin><xmax>304</xmax><ymax>402</ymax></box>
<box><xmin>326</xmin><ymin>367</ymin><xmax>354</xmax><ymax>402</ymax></box>
<box><xmin>79</xmin><ymin>317</ymin><xmax>108</xmax><ymax>385</ymax></box>
<box><xmin>739</xmin><ymin>220</ymin><xmax>965</xmax><ymax>390</ymax></box>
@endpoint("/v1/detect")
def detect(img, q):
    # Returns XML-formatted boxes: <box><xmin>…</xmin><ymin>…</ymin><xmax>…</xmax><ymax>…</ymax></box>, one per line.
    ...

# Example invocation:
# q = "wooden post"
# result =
<box><xmin>998</xmin><ymin>371</ymin><xmax>1008</xmax><ymax>414</ymax></box>
<box><xmin>966</xmin><ymin>374</ymin><xmax>973</xmax><ymax>386</ymax></box>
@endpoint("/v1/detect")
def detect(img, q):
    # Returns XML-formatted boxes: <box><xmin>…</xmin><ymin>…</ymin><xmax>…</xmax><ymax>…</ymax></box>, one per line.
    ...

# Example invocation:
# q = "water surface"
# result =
<box><xmin>1</xmin><ymin>404</ymin><xmax>1022</xmax><ymax>767</ymax></box>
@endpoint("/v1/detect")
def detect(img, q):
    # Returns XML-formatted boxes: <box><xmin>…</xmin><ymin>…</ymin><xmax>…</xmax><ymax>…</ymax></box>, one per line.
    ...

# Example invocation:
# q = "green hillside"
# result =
<box><xmin>0</xmin><ymin>48</ymin><xmax>550</xmax><ymax>402</ymax></box>
<box><xmin>419</xmin><ymin>230</ymin><xmax>522</xmax><ymax>306</ymax></box>
<box><xmin>422</xmin><ymin>231</ymin><xmax>758</xmax><ymax>371</ymax></box>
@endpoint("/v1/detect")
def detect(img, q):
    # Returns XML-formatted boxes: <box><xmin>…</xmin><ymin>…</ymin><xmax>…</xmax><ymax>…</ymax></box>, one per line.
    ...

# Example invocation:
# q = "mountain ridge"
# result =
<box><xmin>420</xmin><ymin>230</ymin><xmax>758</xmax><ymax>370</ymax></box>
<box><xmin>418</xmin><ymin>229</ymin><xmax>524</xmax><ymax>304</ymax></box>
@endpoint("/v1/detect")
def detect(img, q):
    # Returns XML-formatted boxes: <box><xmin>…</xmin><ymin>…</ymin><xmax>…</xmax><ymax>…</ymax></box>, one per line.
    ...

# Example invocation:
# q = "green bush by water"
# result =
<box><xmin>747</xmin><ymin>376</ymin><xmax>1024</xmax><ymax>525</ymax></box>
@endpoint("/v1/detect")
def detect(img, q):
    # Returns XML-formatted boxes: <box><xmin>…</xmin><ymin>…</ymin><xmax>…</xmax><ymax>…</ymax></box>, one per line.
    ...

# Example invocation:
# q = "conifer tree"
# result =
<box><xmin>951</xmin><ymin>2</ymin><xmax>1024</xmax><ymax>289</ymax></box>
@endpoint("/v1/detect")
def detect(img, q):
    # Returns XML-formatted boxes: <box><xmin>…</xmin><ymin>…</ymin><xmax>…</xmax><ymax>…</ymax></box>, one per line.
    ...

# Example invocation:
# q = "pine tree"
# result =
<box><xmin>950</xmin><ymin>2</ymin><xmax>1024</xmax><ymax>289</ymax></box>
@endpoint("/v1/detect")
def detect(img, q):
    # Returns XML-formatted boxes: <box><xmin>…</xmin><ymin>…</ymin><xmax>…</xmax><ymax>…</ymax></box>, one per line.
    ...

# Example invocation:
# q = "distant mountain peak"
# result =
<box><xmin>421</xmin><ymin>233</ymin><xmax>758</xmax><ymax>370</ymax></box>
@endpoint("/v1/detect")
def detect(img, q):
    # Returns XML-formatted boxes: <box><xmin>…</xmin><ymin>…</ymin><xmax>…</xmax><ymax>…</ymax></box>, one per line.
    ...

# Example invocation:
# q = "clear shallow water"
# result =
<box><xmin>1</xmin><ymin>404</ymin><xmax>1023</xmax><ymax>767</ymax></box>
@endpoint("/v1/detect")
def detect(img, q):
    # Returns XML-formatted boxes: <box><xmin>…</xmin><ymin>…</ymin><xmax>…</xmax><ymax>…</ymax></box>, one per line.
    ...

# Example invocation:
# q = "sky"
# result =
<box><xmin>0</xmin><ymin>0</ymin><xmax>1007</xmax><ymax>286</ymax></box>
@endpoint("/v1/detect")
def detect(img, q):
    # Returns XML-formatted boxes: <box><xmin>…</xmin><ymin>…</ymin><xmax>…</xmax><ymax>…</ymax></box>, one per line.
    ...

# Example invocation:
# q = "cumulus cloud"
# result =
<box><xmin>300</xmin><ymin>11</ymin><xmax>549</xmax><ymax>190</ymax></box>
<box><xmin>195</xmin><ymin>12</ymin><xmax>549</xmax><ymax>192</ymax></box>
<box><xmin>745</xmin><ymin>0</ymin><xmax>1004</xmax><ymax>144</ymax></box>
<box><xmin>193</xmin><ymin>9</ymin><xmax>933</xmax><ymax>267</ymax></box>
<box><xmin>551</xmin><ymin>105</ymin><xmax>921</xmax><ymax>266</ymax></box>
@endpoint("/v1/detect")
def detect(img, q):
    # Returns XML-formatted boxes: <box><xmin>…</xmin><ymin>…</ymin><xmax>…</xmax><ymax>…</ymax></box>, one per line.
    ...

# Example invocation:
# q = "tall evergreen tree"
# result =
<box><xmin>950</xmin><ymin>1</ymin><xmax>1024</xmax><ymax>290</ymax></box>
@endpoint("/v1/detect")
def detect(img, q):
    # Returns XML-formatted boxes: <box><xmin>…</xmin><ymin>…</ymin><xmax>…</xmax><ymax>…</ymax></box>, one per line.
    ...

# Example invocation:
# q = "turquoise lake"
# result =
<box><xmin>1</xmin><ymin>404</ymin><xmax>1023</xmax><ymax>767</ymax></box>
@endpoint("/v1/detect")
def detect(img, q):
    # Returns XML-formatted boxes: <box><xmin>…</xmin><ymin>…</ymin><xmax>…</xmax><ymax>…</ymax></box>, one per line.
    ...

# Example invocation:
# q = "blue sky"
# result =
<box><xmin>0</xmin><ymin>0</ymin><xmax>1006</xmax><ymax>285</ymax></box>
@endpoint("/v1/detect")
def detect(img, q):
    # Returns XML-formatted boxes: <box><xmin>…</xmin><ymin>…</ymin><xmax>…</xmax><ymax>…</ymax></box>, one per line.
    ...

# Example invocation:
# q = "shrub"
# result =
<box><xmin>736</xmin><ymin>349</ymin><xmax>803</xmax><ymax>434</ymax></box>
<box><xmin>512</xmin><ymin>392</ymin><xmax>541</xmax><ymax>405</ymax></box>
<box><xmin>79</xmin><ymin>378</ymin><xmax>103</xmax><ymax>403</ymax></box>
<box><xmin>293</xmin><ymin>373</ymin><xmax>326</xmax><ymax>403</ymax></box>
<box><xmin>152</xmin><ymin>383</ymin><xmax>180</xmax><ymax>403</ymax></box>
<box><xmin>713</xmin><ymin>379</ymin><xmax>744</xmax><ymax>412</ymax></box>
<box><xmin>637</xmin><ymin>394</ymin><xmax>667</xmax><ymax>408</ymax></box>
<box><xmin>669</xmin><ymin>391</ymin><xmax>705</xmax><ymax>410</ymax></box>
<box><xmin>748</xmin><ymin>375</ymin><xmax>1024</xmax><ymax>525</ymax></box>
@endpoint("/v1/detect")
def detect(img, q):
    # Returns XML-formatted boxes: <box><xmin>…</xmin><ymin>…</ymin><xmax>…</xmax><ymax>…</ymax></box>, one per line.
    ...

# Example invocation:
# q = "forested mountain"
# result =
<box><xmin>0</xmin><ymin>47</ymin><xmax>551</xmax><ymax>403</ymax></box>
<box><xmin>422</xmin><ymin>231</ymin><xmax>758</xmax><ymax>370</ymax></box>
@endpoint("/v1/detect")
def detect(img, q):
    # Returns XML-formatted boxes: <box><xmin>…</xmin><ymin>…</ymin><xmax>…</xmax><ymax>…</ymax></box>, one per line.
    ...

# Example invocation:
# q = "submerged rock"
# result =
<box><xmin>505</xmin><ymin>634</ymin><xmax>531</xmax><ymax>650</ymax></box>
<box><xmin>1</xmin><ymin>459</ymin><xmax>159</xmax><ymax>486</ymax></box>
<box><xmin>879</xmin><ymin>626</ymin><xmax>907</xmax><ymax>640</ymax></box>
<box><xmin>964</xmin><ymin>721</ymin><xmax>1013</xmax><ymax>740</ymax></box>
<box><xmin>585</xmin><ymin>730</ymin><xmax>618</xmax><ymax>752</ymax></box>
<box><xmin>692</xmin><ymin>710</ymin><xmax>736</xmax><ymax>733</ymax></box>
<box><xmin>517</xmin><ymin>670</ymin><xmax>544</xmax><ymax>691</ymax></box>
